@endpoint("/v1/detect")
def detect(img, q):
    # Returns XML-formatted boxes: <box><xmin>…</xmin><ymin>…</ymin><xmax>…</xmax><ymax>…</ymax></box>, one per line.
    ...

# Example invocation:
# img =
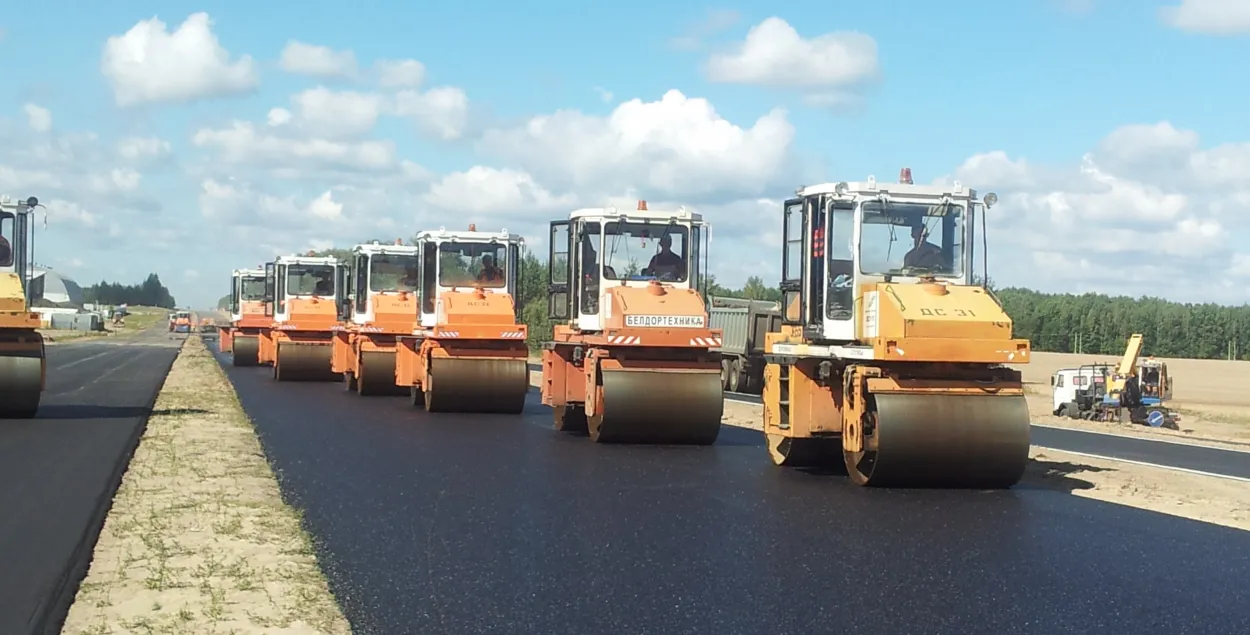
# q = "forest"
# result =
<box><xmin>84</xmin><ymin>273</ymin><xmax>177</xmax><ymax>309</ymax></box>
<box><xmin>239</xmin><ymin>247</ymin><xmax>1250</xmax><ymax>361</ymax></box>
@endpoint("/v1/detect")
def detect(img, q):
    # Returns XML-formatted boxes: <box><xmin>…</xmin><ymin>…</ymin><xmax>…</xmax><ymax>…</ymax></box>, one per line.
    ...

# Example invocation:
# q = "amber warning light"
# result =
<box><xmin>637</xmin><ymin>200</ymin><xmax>647</xmax><ymax>211</ymax></box>
<box><xmin>899</xmin><ymin>168</ymin><xmax>913</xmax><ymax>185</ymax></box>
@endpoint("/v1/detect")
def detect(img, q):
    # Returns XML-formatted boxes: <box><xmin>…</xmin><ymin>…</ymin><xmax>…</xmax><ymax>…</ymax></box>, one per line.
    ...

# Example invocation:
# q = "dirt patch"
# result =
<box><xmin>1015</xmin><ymin>351</ymin><xmax>1250</xmax><ymax>447</ymax></box>
<box><xmin>60</xmin><ymin>335</ymin><xmax>350</xmax><ymax>635</ymax></box>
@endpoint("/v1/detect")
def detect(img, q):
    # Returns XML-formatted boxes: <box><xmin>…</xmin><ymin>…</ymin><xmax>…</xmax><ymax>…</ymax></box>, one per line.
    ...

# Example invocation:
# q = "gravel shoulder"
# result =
<box><xmin>59</xmin><ymin>335</ymin><xmax>350</xmax><ymax>635</ymax></box>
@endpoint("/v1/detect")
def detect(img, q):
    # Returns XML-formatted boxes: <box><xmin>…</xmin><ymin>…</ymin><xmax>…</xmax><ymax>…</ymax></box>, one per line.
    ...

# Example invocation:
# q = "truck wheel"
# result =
<box><xmin>720</xmin><ymin>359</ymin><xmax>731</xmax><ymax>391</ymax></box>
<box><xmin>728</xmin><ymin>358</ymin><xmax>743</xmax><ymax>393</ymax></box>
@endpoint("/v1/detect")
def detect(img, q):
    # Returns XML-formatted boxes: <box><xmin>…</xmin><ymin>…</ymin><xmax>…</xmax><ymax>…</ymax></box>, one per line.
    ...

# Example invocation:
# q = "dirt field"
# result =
<box><xmin>1012</xmin><ymin>351</ymin><xmax>1250</xmax><ymax>447</ymax></box>
<box><xmin>60</xmin><ymin>336</ymin><xmax>350</xmax><ymax>635</ymax></box>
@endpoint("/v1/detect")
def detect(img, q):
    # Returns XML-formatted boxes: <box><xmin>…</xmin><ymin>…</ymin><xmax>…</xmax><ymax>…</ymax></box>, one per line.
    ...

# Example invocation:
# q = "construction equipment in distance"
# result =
<box><xmin>708</xmin><ymin>295</ymin><xmax>781</xmax><ymax>394</ymax></box>
<box><xmin>761</xmin><ymin>169</ymin><xmax>1032</xmax><ymax>487</ymax></box>
<box><xmin>1051</xmin><ymin>334</ymin><xmax>1178</xmax><ymax>428</ymax></box>
<box><xmin>171</xmin><ymin>310</ymin><xmax>192</xmax><ymax>334</ymax></box>
<box><xmin>220</xmin><ymin>267</ymin><xmax>267</xmax><ymax>366</ymax></box>
<box><xmin>0</xmin><ymin>195</ymin><xmax>45</xmax><ymax>418</ymax></box>
<box><xmin>331</xmin><ymin>240</ymin><xmax>421</xmax><ymax>396</ymax></box>
<box><xmin>393</xmin><ymin>226</ymin><xmax>530</xmax><ymax>413</ymax></box>
<box><xmin>258</xmin><ymin>252</ymin><xmax>346</xmax><ymax>381</ymax></box>
<box><xmin>541</xmin><ymin>201</ymin><xmax>724</xmax><ymax>444</ymax></box>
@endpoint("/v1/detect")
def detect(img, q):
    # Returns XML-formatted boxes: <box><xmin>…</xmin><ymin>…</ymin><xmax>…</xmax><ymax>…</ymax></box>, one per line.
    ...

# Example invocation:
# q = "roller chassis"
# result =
<box><xmin>332</xmin><ymin>327</ymin><xmax>408</xmax><ymax>397</ymax></box>
<box><xmin>394</xmin><ymin>332</ymin><xmax>529</xmax><ymax>414</ymax></box>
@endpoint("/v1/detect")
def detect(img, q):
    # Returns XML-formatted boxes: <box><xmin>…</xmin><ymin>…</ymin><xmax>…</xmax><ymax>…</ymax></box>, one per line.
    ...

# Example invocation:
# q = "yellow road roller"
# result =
<box><xmin>331</xmin><ymin>240</ymin><xmax>421</xmax><ymax>396</ymax></box>
<box><xmin>761</xmin><ymin>169</ymin><xmax>1032</xmax><ymax>488</ymax></box>
<box><xmin>220</xmin><ymin>267</ymin><xmax>268</xmax><ymax>366</ymax></box>
<box><xmin>258</xmin><ymin>252</ymin><xmax>346</xmax><ymax>381</ymax></box>
<box><xmin>0</xmin><ymin>195</ymin><xmax>45</xmax><ymax>418</ymax></box>
<box><xmin>393</xmin><ymin>225</ymin><xmax>530</xmax><ymax>414</ymax></box>
<box><xmin>541</xmin><ymin>201</ymin><xmax>724</xmax><ymax>444</ymax></box>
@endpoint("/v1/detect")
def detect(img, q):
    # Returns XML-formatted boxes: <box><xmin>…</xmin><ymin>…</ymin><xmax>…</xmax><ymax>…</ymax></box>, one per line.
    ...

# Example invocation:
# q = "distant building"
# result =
<box><xmin>27</xmin><ymin>266</ymin><xmax>85</xmax><ymax>308</ymax></box>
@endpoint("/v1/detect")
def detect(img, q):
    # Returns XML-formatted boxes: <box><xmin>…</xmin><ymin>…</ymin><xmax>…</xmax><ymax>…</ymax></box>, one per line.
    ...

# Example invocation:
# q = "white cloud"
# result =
<box><xmin>288</xmin><ymin>86</ymin><xmax>386</xmax><ymax>138</ymax></box>
<box><xmin>949</xmin><ymin>121</ymin><xmax>1250</xmax><ymax>302</ymax></box>
<box><xmin>705</xmin><ymin>17</ymin><xmax>878</xmax><ymax>91</ymax></box>
<box><xmin>266</xmin><ymin>107</ymin><xmax>292</xmax><ymax>127</ymax></box>
<box><xmin>477</xmin><ymin>89</ymin><xmax>794</xmax><ymax>202</ymax></box>
<box><xmin>392</xmin><ymin>86</ymin><xmax>470</xmax><ymax>140</ymax></box>
<box><xmin>23</xmin><ymin>104</ymin><xmax>51</xmax><ymax>132</ymax></box>
<box><xmin>307</xmin><ymin>190</ymin><xmax>343</xmax><ymax>219</ymax></box>
<box><xmin>191</xmin><ymin>121</ymin><xmax>397</xmax><ymax>173</ymax></box>
<box><xmin>594</xmin><ymin>87</ymin><xmax>614</xmax><ymax>103</ymax></box>
<box><xmin>279</xmin><ymin>40</ymin><xmax>358</xmax><ymax>79</ymax></box>
<box><xmin>1160</xmin><ymin>0</ymin><xmax>1250</xmax><ymax>34</ymax></box>
<box><xmin>116</xmin><ymin>136</ymin><xmax>172</xmax><ymax>161</ymax></box>
<box><xmin>101</xmin><ymin>12</ymin><xmax>258</xmax><ymax>107</ymax></box>
<box><xmin>423</xmin><ymin>167</ymin><xmax>577</xmax><ymax>220</ymax></box>
<box><xmin>375</xmin><ymin>59</ymin><xmax>426</xmax><ymax>88</ymax></box>
<box><xmin>670</xmin><ymin>9</ymin><xmax>742</xmax><ymax>51</ymax></box>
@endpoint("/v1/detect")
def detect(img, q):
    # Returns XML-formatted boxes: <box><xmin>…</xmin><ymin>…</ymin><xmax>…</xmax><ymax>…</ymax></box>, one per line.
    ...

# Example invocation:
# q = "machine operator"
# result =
<box><xmin>644</xmin><ymin>234</ymin><xmax>684</xmax><ymax>279</ymax></box>
<box><xmin>903</xmin><ymin>222</ymin><xmax>944</xmax><ymax>270</ymax></box>
<box><xmin>476</xmin><ymin>254</ymin><xmax>504</xmax><ymax>284</ymax></box>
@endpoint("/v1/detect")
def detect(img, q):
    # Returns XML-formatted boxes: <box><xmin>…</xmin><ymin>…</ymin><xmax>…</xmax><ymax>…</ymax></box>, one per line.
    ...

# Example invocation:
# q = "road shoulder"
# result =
<box><xmin>59</xmin><ymin>335</ymin><xmax>350</xmax><ymax>635</ymax></box>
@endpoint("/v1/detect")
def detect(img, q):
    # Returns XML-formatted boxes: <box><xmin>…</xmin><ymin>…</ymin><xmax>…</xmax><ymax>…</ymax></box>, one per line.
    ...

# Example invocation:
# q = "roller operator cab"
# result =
<box><xmin>541</xmin><ymin>201</ymin><xmax>725</xmax><ymax>445</ymax></box>
<box><xmin>221</xmin><ymin>267</ymin><xmax>267</xmax><ymax>364</ymax></box>
<box><xmin>330</xmin><ymin>240</ymin><xmax>421</xmax><ymax>396</ymax></box>
<box><xmin>392</xmin><ymin>226</ymin><xmax>530</xmax><ymax>414</ymax></box>
<box><xmin>762</xmin><ymin>169</ymin><xmax>1033</xmax><ymax>488</ymax></box>
<box><xmin>172</xmin><ymin>310</ymin><xmax>193</xmax><ymax>334</ymax></box>
<box><xmin>259</xmin><ymin>253</ymin><xmax>347</xmax><ymax>381</ymax></box>
<box><xmin>0</xmin><ymin>195</ymin><xmax>45</xmax><ymax>418</ymax></box>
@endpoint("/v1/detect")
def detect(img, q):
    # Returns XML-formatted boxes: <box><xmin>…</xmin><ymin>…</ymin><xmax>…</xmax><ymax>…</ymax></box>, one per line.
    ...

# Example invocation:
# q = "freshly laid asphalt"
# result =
<box><xmin>220</xmin><ymin>353</ymin><xmax>1250</xmax><ymax>635</ymax></box>
<box><xmin>0</xmin><ymin>329</ymin><xmax>180</xmax><ymax>635</ymax></box>
<box><xmin>722</xmin><ymin>390</ymin><xmax>1250</xmax><ymax>480</ymax></box>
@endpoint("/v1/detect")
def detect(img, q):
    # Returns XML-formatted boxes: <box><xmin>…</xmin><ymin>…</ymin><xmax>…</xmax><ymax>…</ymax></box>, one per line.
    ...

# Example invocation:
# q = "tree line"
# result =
<box><xmin>84</xmin><ymin>273</ymin><xmax>177</xmax><ymax>309</ymax></box>
<box><xmin>234</xmin><ymin>248</ymin><xmax>1250</xmax><ymax>360</ymax></box>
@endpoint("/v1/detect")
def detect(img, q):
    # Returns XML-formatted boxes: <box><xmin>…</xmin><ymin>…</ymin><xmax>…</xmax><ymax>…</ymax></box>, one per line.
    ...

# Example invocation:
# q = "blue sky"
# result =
<box><xmin>1</xmin><ymin>0</ymin><xmax>1248</xmax><ymax>308</ymax></box>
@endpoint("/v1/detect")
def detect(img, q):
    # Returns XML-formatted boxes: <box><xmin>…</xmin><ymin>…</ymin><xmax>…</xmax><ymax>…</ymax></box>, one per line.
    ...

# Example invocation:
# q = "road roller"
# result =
<box><xmin>393</xmin><ymin>225</ymin><xmax>530</xmax><ymax>414</ymax></box>
<box><xmin>258</xmin><ymin>252</ymin><xmax>347</xmax><ymax>382</ymax></box>
<box><xmin>220</xmin><ymin>266</ymin><xmax>268</xmax><ymax>366</ymax></box>
<box><xmin>761</xmin><ymin>169</ymin><xmax>1032</xmax><ymax>488</ymax></box>
<box><xmin>331</xmin><ymin>239</ymin><xmax>421</xmax><ymax>396</ymax></box>
<box><xmin>540</xmin><ymin>201</ymin><xmax>724</xmax><ymax>444</ymax></box>
<box><xmin>0</xmin><ymin>195</ymin><xmax>45</xmax><ymax>419</ymax></box>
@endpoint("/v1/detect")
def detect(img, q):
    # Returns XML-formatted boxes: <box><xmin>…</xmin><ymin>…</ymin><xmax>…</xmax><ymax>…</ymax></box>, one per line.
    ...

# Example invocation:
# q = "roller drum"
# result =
<box><xmin>424</xmin><ymin>357</ymin><xmax>528</xmax><ymax>414</ymax></box>
<box><xmin>0</xmin><ymin>350</ymin><xmax>44</xmax><ymax>418</ymax></box>
<box><xmin>357</xmin><ymin>350</ymin><xmax>406</xmax><ymax>396</ymax></box>
<box><xmin>232</xmin><ymin>335</ymin><xmax>259</xmax><ymax>367</ymax></box>
<box><xmin>845</xmin><ymin>393</ymin><xmax>1030</xmax><ymax>488</ymax></box>
<box><xmin>589</xmin><ymin>369</ymin><xmax>722</xmax><ymax>445</ymax></box>
<box><xmin>273</xmin><ymin>341</ymin><xmax>337</xmax><ymax>382</ymax></box>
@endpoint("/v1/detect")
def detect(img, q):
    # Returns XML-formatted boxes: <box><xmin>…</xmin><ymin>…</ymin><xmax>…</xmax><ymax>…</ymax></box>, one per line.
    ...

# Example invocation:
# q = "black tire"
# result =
<box><xmin>720</xmin><ymin>359</ymin><xmax>731</xmax><ymax>391</ymax></box>
<box><xmin>728</xmin><ymin>358</ymin><xmax>742</xmax><ymax>393</ymax></box>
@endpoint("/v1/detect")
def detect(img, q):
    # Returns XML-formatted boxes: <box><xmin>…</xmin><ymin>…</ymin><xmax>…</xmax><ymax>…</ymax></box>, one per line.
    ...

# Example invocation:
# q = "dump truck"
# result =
<box><xmin>0</xmin><ymin>195</ymin><xmax>45</xmax><ymax>418</ymax></box>
<box><xmin>258</xmin><ymin>252</ymin><xmax>347</xmax><ymax>381</ymax></box>
<box><xmin>393</xmin><ymin>225</ymin><xmax>530</xmax><ymax>413</ymax></box>
<box><xmin>541</xmin><ymin>201</ymin><xmax>724</xmax><ymax>444</ymax></box>
<box><xmin>331</xmin><ymin>240</ymin><xmax>421</xmax><ymax>396</ymax></box>
<box><xmin>709</xmin><ymin>296</ymin><xmax>781</xmax><ymax>393</ymax></box>
<box><xmin>220</xmin><ymin>267</ymin><xmax>267</xmax><ymax>365</ymax></box>
<box><xmin>761</xmin><ymin>169</ymin><xmax>1031</xmax><ymax>488</ymax></box>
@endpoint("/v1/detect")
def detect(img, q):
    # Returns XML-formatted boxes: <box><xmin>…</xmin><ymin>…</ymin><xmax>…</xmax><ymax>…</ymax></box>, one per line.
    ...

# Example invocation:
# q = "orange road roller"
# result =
<box><xmin>220</xmin><ymin>267</ymin><xmax>268</xmax><ymax>366</ymax></box>
<box><xmin>258</xmin><ymin>252</ymin><xmax>347</xmax><ymax>381</ymax></box>
<box><xmin>0</xmin><ymin>195</ymin><xmax>45</xmax><ymax>418</ymax></box>
<box><xmin>541</xmin><ymin>201</ymin><xmax>724</xmax><ymax>444</ymax></box>
<box><xmin>393</xmin><ymin>225</ymin><xmax>530</xmax><ymax>414</ymax></box>
<box><xmin>761</xmin><ymin>169</ymin><xmax>1032</xmax><ymax>488</ymax></box>
<box><xmin>331</xmin><ymin>240</ymin><xmax>421</xmax><ymax>396</ymax></box>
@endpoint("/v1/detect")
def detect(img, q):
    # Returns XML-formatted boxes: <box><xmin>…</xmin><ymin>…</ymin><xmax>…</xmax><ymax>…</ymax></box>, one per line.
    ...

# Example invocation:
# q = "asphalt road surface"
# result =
<box><xmin>721</xmin><ymin>390</ymin><xmax>1250</xmax><ymax>480</ymax></box>
<box><xmin>0</xmin><ymin>329</ymin><xmax>181</xmax><ymax>635</ymax></box>
<box><xmin>221</xmin><ymin>353</ymin><xmax>1250</xmax><ymax>635</ymax></box>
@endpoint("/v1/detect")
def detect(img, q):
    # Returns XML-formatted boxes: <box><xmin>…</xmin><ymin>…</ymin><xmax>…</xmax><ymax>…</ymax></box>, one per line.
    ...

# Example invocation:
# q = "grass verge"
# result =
<box><xmin>60</xmin><ymin>334</ymin><xmax>352</xmax><ymax>635</ymax></box>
